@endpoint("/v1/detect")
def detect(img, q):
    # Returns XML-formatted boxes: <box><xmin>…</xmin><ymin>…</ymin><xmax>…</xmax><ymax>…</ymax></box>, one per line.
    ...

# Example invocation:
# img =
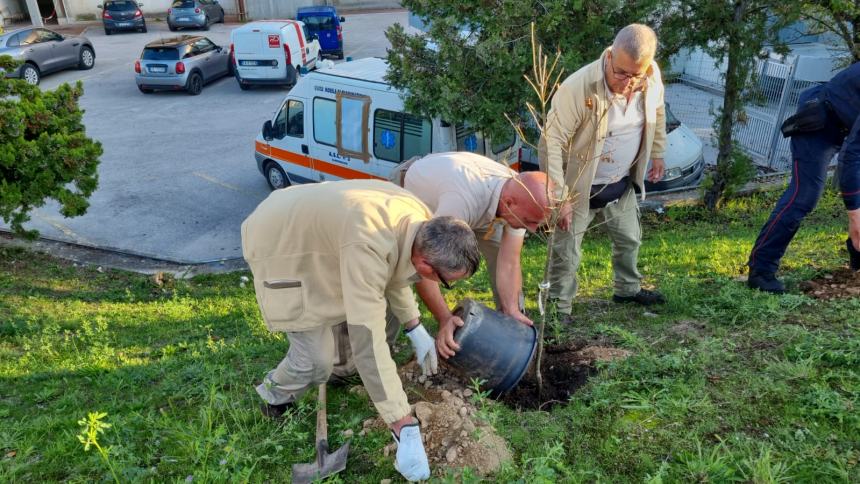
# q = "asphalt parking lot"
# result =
<box><xmin>5</xmin><ymin>11</ymin><xmax>408</xmax><ymax>263</ymax></box>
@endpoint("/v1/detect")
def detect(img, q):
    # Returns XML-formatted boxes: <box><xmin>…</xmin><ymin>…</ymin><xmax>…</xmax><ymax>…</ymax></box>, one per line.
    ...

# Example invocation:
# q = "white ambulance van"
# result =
<box><xmin>230</xmin><ymin>20</ymin><xmax>320</xmax><ymax>90</ymax></box>
<box><xmin>253</xmin><ymin>57</ymin><xmax>520</xmax><ymax>189</ymax></box>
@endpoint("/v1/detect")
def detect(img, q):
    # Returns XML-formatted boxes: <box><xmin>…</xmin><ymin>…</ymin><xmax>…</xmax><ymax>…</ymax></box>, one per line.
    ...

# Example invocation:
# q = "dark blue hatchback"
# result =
<box><xmin>296</xmin><ymin>6</ymin><xmax>345</xmax><ymax>59</ymax></box>
<box><xmin>99</xmin><ymin>0</ymin><xmax>146</xmax><ymax>35</ymax></box>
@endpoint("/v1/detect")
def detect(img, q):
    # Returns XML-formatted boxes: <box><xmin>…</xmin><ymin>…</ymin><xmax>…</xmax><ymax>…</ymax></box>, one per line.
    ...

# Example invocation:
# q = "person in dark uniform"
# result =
<box><xmin>748</xmin><ymin>61</ymin><xmax>860</xmax><ymax>294</ymax></box>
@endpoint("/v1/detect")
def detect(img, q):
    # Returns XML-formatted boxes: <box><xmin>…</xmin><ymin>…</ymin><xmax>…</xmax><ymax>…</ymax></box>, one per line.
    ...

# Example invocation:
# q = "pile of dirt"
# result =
<box><xmin>502</xmin><ymin>341</ymin><xmax>632</xmax><ymax>410</ymax></box>
<box><xmin>357</xmin><ymin>360</ymin><xmax>513</xmax><ymax>477</ymax></box>
<box><xmin>799</xmin><ymin>269</ymin><xmax>860</xmax><ymax>300</ymax></box>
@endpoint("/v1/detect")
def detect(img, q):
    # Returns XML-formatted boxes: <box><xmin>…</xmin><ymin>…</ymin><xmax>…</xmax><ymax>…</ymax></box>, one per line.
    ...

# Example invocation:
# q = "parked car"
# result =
<box><xmin>517</xmin><ymin>103</ymin><xmax>705</xmax><ymax>193</ymax></box>
<box><xmin>0</xmin><ymin>27</ymin><xmax>95</xmax><ymax>85</ymax></box>
<box><xmin>167</xmin><ymin>0</ymin><xmax>224</xmax><ymax>31</ymax></box>
<box><xmin>135</xmin><ymin>35</ymin><xmax>230</xmax><ymax>95</ymax></box>
<box><xmin>296</xmin><ymin>5</ymin><xmax>345</xmax><ymax>59</ymax></box>
<box><xmin>98</xmin><ymin>0</ymin><xmax>147</xmax><ymax>35</ymax></box>
<box><xmin>230</xmin><ymin>20</ymin><xmax>320</xmax><ymax>90</ymax></box>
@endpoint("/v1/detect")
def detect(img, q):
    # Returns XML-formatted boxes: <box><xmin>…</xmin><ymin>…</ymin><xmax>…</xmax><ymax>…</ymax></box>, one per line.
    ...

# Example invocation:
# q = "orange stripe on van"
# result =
<box><xmin>256</xmin><ymin>141</ymin><xmax>384</xmax><ymax>180</ymax></box>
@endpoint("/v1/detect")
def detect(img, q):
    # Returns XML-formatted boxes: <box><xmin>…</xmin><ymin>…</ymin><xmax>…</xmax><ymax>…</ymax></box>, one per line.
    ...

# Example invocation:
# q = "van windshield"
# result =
<box><xmin>300</xmin><ymin>15</ymin><xmax>335</xmax><ymax>31</ymax></box>
<box><xmin>142</xmin><ymin>47</ymin><xmax>180</xmax><ymax>60</ymax></box>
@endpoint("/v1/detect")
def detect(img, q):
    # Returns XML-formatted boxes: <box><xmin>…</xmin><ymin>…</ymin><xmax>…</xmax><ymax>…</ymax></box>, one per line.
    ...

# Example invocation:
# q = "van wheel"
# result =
<box><xmin>335</xmin><ymin>49</ymin><xmax>344</xmax><ymax>60</ymax></box>
<box><xmin>237</xmin><ymin>79</ymin><xmax>250</xmax><ymax>90</ymax></box>
<box><xmin>265</xmin><ymin>162</ymin><xmax>290</xmax><ymax>190</ymax></box>
<box><xmin>186</xmin><ymin>72</ymin><xmax>203</xmax><ymax>95</ymax></box>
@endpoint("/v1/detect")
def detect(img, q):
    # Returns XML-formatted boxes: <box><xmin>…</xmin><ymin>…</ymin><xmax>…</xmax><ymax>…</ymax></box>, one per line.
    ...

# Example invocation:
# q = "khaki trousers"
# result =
<box><xmin>256</xmin><ymin>324</ymin><xmax>337</xmax><ymax>405</ymax></box>
<box><xmin>548</xmin><ymin>187</ymin><xmax>642</xmax><ymax>315</ymax></box>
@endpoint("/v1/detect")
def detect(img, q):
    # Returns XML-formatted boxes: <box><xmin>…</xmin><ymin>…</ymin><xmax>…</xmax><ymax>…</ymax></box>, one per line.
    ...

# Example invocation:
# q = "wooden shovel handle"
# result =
<box><xmin>315</xmin><ymin>383</ymin><xmax>327</xmax><ymax>445</ymax></box>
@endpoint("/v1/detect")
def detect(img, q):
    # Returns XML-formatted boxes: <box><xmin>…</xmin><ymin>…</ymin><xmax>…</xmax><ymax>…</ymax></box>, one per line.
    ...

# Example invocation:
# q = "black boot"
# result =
<box><xmin>613</xmin><ymin>289</ymin><xmax>666</xmax><ymax>306</ymax></box>
<box><xmin>748</xmin><ymin>271</ymin><xmax>785</xmax><ymax>294</ymax></box>
<box><xmin>260</xmin><ymin>401</ymin><xmax>294</xmax><ymax>419</ymax></box>
<box><xmin>848</xmin><ymin>238</ymin><xmax>860</xmax><ymax>271</ymax></box>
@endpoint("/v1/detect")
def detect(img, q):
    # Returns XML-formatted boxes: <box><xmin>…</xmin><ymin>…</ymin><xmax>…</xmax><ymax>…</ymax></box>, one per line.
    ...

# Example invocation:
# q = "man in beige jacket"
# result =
<box><xmin>241</xmin><ymin>179</ymin><xmax>480</xmax><ymax>482</ymax></box>
<box><xmin>540</xmin><ymin>24</ymin><xmax>668</xmax><ymax>321</ymax></box>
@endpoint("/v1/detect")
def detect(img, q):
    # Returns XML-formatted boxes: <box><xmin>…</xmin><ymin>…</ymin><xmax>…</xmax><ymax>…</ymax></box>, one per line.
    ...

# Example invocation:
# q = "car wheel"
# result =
<box><xmin>186</xmin><ymin>72</ymin><xmax>203</xmax><ymax>95</ymax></box>
<box><xmin>202</xmin><ymin>16</ymin><xmax>210</xmax><ymax>30</ymax></box>
<box><xmin>219</xmin><ymin>8</ymin><xmax>225</xmax><ymax>22</ymax></box>
<box><xmin>168</xmin><ymin>24</ymin><xmax>177</xmax><ymax>32</ymax></box>
<box><xmin>138</xmin><ymin>85</ymin><xmax>153</xmax><ymax>94</ymax></box>
<box><xmin>140</xmin><ymin>23</ymin><xmax>147</xmax><ymax>33</ymax></box>
<box><xmin>21</xmin><ymin>63</ymin><xmax>40</xmax><ymax>85</ymax></box>
<box><xmin>265</xmin><ymin>161</ymin><xmax>290</xmax><ymax>190</ymax></box>
<box><xmin>104</xmin><ymin>28</ymin><xmax>112</xmax><ymax>35</ymax></box>
<box><xmin>78</xmin><ymin>46</ymin><xmax>95</xmax><ymax>70</ymax></box>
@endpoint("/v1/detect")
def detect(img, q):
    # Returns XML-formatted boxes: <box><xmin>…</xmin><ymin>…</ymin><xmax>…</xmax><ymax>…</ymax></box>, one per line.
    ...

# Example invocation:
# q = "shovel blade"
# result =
<box><xmin>291</xmin><ymin>442</ymin><xmax>350</xmax><ymax>484</ymax></box>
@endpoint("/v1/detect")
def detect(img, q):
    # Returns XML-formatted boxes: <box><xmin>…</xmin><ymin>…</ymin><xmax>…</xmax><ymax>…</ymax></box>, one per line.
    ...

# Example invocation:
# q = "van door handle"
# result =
<box><xmin>301</xmin><ymin>144</ymin><xmax>309</xmax><ymax>154</ymax></box>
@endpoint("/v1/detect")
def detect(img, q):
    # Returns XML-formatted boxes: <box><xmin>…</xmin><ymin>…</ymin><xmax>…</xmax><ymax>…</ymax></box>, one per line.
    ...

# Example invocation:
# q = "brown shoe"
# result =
<box><xmin>260</xmin><ymin>401</ymin><xmax>294</xmax><ymax>419</ymax></box>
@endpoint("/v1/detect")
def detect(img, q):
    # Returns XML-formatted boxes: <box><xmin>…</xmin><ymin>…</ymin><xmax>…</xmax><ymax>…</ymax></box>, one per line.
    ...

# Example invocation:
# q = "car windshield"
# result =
<box><xmin>300</xmin><ymin>15</ymin><xmax>335</xmax><ymax>31</ymax></box>
<box><xmin>665</xmin><ymin>103</ymin><xmax>681</xmax><ymax>134</ymax></box>
<box><xmin>171</xmin><ymin>0</ymin><xmax>195</xmax><ymax>8</ymax></box>
<box><xmin>142</xmin><ymin>47</ymin><xmax>180</xmax><ymax>60</ymax></box>
<box><xmin>105</xmin><ymin>1</ymin><xmax>137</xmax><ymax>10</ymax></box>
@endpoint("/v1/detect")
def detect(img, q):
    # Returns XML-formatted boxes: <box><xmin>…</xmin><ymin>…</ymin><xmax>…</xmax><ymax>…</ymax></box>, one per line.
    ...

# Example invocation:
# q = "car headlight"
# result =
<box><xmin>663</xmin><ymin>167</ymin><xmax>682</xmax><ymax>180</ymax></box>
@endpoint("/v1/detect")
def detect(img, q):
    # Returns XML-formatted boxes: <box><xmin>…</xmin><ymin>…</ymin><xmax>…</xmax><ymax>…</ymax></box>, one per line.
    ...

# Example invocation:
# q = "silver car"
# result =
<box><xmin>135</xmin><ymin>35</ymin><xmax>231</xmax><ymax>95</ymax></box>
<box><xmin>0</xmin><ymin>27</ymin><xmax>95</xmax><ymax>85</ymax></box>
<box><xmin>167</xmin><ymin>0</ymin><xmax>225</xmax><ymax>31</ymax></box>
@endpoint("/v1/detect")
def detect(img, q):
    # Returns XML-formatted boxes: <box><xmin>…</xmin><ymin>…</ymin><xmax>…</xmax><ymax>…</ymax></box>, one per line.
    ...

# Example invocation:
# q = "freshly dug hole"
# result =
<box><xmin>501</xmin><ymin>341</ymin><xmax>632</xmax><ymax>410</ymax></box>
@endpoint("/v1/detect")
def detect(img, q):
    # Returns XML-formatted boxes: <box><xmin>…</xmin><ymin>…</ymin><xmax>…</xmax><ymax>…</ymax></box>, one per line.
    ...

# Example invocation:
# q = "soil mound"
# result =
<box><xmin>799</xmin><ymin>269</ymin><xmax>860</xmax><ymax>300</ymax></box>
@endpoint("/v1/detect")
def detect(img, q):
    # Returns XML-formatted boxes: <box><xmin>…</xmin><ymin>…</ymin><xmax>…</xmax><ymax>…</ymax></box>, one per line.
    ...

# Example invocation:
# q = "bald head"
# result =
<box><xmin>612</xmin><ymin>23</ymin><xmax>657</xmax><ymax>63</ymax></box>
<box><xmin>498</xmin><ymin>171</ymin><xmax>554</xmax><ymax>232</ymax></box>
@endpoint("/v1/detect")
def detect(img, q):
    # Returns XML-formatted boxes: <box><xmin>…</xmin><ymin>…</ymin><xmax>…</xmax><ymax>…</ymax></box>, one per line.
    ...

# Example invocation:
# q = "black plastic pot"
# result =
<box><xmin>446</xmin><ymin>299</ymin><xmax>537</xmax><ymax>397</ymax></box>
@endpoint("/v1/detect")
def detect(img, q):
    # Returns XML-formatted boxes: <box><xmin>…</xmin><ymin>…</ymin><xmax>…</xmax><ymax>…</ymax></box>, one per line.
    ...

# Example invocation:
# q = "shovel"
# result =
<box><xmin>291</xmin><ymin>383</ymin><xmax>350</xmax><ymax>484</ymax></box>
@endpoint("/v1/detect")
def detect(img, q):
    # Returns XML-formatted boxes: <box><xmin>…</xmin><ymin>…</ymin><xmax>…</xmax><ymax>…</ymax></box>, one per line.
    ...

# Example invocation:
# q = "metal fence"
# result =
<box><xmin>666</xmin><ymin>52</ymin><xmax>823</xmax><ymax>173</ymax></box>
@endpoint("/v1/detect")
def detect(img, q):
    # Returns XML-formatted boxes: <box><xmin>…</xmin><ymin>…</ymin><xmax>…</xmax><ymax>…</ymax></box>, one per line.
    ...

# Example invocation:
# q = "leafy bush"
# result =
<box><xmin>0</xmin><ymin>55</ymin><xmax>102</xmax><ymax>238</ymax></box>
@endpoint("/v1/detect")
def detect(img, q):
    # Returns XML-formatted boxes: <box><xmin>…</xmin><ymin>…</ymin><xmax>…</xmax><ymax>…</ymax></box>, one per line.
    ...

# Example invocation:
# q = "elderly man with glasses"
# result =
<box><xmin>539</xmin><ymin>24</ymin><xmax>668</xmax><ymax>324</ymax></box>
<box><xmin>241</xmin><ymin>180</ymin><xmax>480</xmax><ymax>481</ymax></box>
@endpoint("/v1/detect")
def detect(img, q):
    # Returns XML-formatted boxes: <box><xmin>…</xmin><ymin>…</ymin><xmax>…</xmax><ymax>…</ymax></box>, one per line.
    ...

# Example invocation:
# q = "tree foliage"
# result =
<box><xmin>799</xmin><ymin>0</ymin><xmax>860</xmax><ymax>64</ymax></box>
<box><xmin>0</xmin><ymin>55</ymin><xmax>102</xmax><ymax>238</ymax></box>
<box><xmin>660</xmin><ymin>1</ymin><xmax>800</xmax><ymax>210</ymax></box>
<box><xmin>385</xmin><ymin>0</ymin><xmax>663</xmax><ymax>140</ymax></box>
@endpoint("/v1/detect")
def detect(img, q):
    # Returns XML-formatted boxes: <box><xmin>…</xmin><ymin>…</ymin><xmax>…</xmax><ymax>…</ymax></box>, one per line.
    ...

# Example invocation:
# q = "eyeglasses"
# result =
<box><xmin>433</xmin><ymin>267</ymin><xmax>453</xmax><ymax>290</ymax></box>
<box><xmin>608</xmin><ymin>54</ymin><xmax>647</xmax><ymax>82</ymax></box>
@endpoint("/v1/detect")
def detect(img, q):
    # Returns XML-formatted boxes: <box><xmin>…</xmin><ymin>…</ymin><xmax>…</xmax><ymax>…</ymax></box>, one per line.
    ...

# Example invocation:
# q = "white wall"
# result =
<box><xmin>64</xmin><ymin>0</ymin><xmax>238</xmax><ymax>19</ymax></box>
<box><xmin>0</xmin><ymin>0</ymin><xmax>27</xmax><ymax>23</ymax></box>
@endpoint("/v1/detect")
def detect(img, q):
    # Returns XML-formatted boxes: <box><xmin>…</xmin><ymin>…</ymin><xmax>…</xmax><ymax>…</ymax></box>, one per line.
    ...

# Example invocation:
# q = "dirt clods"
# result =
<box><xmin>800</xmin><ymin>268</ymin><xmax>860</xmax><ymax>300</ymax></box>
<box><xmin>362</xmin><ymin>361</ymin><xmax>514</xmax><ymax>477</ymax></box>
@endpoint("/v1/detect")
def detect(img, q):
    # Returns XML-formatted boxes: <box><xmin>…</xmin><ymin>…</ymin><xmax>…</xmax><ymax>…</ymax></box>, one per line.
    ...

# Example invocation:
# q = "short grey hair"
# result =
<box><xmin>612</xmin><ymin>24</ymin><xmax>657</xmax><ymax>63</ymax></box>
<box><xmin>414</xmin><ymin>216</ymin><xmax>480</xmax><ymax>277</ymax></box>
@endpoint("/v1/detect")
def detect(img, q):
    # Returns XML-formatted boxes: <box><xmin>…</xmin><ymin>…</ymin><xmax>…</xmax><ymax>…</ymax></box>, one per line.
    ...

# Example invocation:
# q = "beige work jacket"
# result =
<box><xmin>241</xmin><ymin>180</ymin><xmax>430</xmax><ymax>422</ymax></box>
<box><xmin>540</xmin><ymin>47</ymin><xmax>667</xmax><ymax>214</ymax></box>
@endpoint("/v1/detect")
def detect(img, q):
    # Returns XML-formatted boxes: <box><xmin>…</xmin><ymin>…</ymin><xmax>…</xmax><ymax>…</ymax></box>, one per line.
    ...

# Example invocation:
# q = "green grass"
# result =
<box><xmin>1</xmin><ymin>186</ymin><xmax>858</xmax><ymax>482</ymax></box>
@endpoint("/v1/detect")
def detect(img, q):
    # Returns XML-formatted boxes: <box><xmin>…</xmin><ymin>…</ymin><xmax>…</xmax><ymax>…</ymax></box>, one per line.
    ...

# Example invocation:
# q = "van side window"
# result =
<box><xmin>490</xmin><ymin>127</ymin><xmax>516</xmax><ymax>155</ymax></box>
<box><xmin>273</xmin><ymin>99</ymin><xmax>304</xmax><ymax>139</ymax></box>
<box><xmin>336</xmin><ymin>93</ymin><xmax>371</xmax><ymax>162</ymax></box>
<box><xmin>456</xmin><ymin>124</ymin><xmax>486</xmax><ymax>155</ymax></box>
<box><xmin>313</xmin><ymin>98</ymin><xmax>336</xmax><ymax>146</ymax></box>
<box><xmin>373</xmin><ymin>110</ymin><xmax>432</xmax><ymax>163</ymax></box>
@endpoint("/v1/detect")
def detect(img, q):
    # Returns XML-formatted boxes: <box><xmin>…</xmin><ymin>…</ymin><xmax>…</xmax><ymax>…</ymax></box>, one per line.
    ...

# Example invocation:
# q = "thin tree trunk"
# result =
<box><xmin>704</xmin><ymin>0</ymin><xmax>747</xmax><ymax>210</ymax></box>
